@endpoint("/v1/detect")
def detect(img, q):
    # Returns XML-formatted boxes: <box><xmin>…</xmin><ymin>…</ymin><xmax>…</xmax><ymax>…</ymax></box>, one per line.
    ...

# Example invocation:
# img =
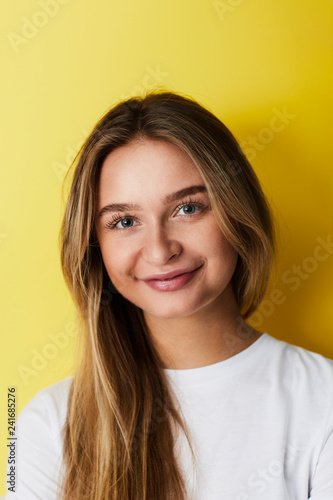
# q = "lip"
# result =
<box><xmin>140</xmin><ymin>265</ymin><xmax>203</xmax><ymax>292</ymax></box>
<box><xmin>141</xmin><ymin>265</ymin><xmax>202</xmax><ymax>282</ymax></box>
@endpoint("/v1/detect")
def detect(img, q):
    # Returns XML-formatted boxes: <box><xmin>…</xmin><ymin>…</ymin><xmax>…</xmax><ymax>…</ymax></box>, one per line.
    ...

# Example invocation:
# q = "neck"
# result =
<box><xmin>143</xmin><ymin>285</ymin><xmax>262</xmax><ymax>370</ymax></box>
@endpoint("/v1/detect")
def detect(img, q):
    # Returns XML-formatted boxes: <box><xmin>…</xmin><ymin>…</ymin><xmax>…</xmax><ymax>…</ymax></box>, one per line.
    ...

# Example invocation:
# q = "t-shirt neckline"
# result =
<box><xmin>163</xmin><ymin>332</ymin><xmax>277</xmax><ymax>387</ymax></box>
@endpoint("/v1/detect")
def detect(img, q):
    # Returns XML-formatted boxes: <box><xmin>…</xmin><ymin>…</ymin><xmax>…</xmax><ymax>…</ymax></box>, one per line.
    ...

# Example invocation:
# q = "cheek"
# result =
<box><xmin>209</xmin><ymin>231</ymin><xmax>238</xmax><ymax>276</ymax></box>
<box><xmin>205</xmin><ymin>220</ymin><xmax>235</xmax><ymax>256</ymax></box>
<box><xmin>220</xmin><ymin>237</ymin><xmax>238</xmax><ymax>263</ymax></box>
<box><xmin>100</xmin><ymin>241</ymin><xmax>136</xmax><ymax>285</ymax></box>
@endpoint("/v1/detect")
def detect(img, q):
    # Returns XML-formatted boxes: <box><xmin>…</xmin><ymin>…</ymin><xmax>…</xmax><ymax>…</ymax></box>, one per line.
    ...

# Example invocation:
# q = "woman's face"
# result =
<box><xmin>95</xmin><ymin>138</ymin><xmax>238</xmax><ymax>320</ymax></box>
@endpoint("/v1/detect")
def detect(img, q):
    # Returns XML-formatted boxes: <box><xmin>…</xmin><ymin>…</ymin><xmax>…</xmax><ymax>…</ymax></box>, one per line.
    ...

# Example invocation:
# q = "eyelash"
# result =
<box><xmin>104</xmin><ymin>197</ymin><xmax>209</xmax><ymax>231</ymax></box>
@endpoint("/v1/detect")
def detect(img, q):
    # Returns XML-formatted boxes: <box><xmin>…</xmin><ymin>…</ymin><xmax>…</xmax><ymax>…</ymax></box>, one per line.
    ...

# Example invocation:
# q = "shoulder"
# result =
<box><xmin>265</xmin><ymin>333</ymin><xmax>333</xmax><ymax>382</ymax></box>
<box><xmin>263</xmin><ymin>333</ymin><xmax>333</xmax><ymax>414</ymax></box>
<box><xmin>23</xmin><ymin>375</ymin><xmax>73</xmax><ymax>410</ymax></box>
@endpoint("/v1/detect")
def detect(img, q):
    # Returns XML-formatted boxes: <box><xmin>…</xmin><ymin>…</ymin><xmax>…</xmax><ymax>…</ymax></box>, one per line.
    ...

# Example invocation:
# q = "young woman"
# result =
<box><xmin>6</xmin><ymin>91</ymin><xmax>333</xmax><ymax>500</ymax></box>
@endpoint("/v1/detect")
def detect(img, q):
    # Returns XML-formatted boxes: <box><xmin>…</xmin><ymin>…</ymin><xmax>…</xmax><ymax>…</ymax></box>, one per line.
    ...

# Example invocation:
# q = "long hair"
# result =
<box><xmin>58</xmin><ymin>90</ymin><xmax>275</xmax><ymax>499</ymax></box>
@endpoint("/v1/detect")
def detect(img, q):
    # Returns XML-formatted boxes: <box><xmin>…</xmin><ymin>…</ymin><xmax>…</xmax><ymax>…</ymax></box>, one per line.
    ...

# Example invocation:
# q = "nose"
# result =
<box><xmin>141</xmin><ymin>223</ymin><xmax>182</xmax><ymax>266</ymax></box>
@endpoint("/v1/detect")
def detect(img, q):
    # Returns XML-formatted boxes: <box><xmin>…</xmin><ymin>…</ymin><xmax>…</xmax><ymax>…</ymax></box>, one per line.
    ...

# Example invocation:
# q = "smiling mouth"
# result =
<box><xmin>142</xmin><ymin>265</ymin><xmax>203</xmax><ymax>282</ymax></box>
<box><xmin>141</xmin><ymin>265</ymin><xmax>203</xmax><ymax>292</ymax></box>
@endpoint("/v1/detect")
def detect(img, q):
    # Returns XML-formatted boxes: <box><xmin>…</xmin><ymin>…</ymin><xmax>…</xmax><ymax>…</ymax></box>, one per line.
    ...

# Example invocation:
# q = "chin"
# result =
<box><xmin>141</xmin><ymin>297</ymin><xmax>206</xmax><ymax>320</ymax></box>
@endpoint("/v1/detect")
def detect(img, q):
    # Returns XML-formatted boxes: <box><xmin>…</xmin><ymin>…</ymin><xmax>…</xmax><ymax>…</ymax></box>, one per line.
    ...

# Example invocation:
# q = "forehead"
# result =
<box><xmin>97</xmin><ymin>139</ymin><xmax>204</xmax><ymax>203</ymax></box>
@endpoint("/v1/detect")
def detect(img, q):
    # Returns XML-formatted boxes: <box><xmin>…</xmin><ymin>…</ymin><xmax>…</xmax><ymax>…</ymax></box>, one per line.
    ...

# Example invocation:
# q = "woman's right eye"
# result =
<box><xmin>105</xmin><ymin>216</ymin><xmax>139</xmax><ymax>231</ymax></box>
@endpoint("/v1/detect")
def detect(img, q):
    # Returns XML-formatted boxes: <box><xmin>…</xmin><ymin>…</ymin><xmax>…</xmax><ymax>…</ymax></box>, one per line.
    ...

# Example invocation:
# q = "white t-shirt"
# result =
<box><xmin>5</xmin><ymin>332</ymin><xmax>333</xmax><ymax>499</ymax></box>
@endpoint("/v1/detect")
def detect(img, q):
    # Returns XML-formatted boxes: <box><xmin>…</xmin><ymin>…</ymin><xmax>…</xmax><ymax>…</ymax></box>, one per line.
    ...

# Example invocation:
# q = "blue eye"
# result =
<box><xmin>105</xmin><ymin>216</ymin><xmax>139</xmax><ymax>231</ymax></box>
<box><xmin>175</xmin><ymin>198</ymin><xmax>209</xmax><ymax>217</ymax></box>
<box><xmin>117</xmin><ymin>218</ymin><xmax>136</xmax><ymax>228</ymax></box>
<box><xmin>177</xmin><ymin>203</ymin><xmax>198</xmax><ymax>215</ymax></box>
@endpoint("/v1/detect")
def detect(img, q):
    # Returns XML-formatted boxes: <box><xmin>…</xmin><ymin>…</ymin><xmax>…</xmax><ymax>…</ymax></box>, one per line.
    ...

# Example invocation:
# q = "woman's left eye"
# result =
<box><xmin>176</xmin><ymin>202</ymin><xmax>206</xmax><ymax>216</ymax></box>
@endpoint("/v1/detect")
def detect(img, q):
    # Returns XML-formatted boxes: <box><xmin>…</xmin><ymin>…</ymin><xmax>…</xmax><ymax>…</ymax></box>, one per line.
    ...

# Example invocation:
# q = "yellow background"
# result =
<box><xmin>1</xmin><ymin>0</ymin><xmax>332</xmax><ymax>493</ymax></box>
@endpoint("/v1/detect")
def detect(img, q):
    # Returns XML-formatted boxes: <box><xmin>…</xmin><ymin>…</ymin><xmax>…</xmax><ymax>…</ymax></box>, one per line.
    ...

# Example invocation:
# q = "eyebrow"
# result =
<box><xmin>98</xmin><ymin>185</ymin><xmax>207</xmax><ymax>218</ymax></box>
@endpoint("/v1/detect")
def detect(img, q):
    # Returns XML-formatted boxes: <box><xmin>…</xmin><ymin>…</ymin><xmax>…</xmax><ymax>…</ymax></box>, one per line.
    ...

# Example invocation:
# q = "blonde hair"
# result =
<box><xmin>59</xmin><ymin>90</ymin><xmax>275</xmax><ymax>499</ymax></box>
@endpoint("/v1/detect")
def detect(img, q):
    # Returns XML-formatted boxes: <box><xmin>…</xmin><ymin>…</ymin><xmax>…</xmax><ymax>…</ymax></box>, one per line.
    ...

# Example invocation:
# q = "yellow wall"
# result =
<box><xmin>1</xmin><ymin>0</ymin><xmax>332</xmax><ymax>493</ymax></box>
